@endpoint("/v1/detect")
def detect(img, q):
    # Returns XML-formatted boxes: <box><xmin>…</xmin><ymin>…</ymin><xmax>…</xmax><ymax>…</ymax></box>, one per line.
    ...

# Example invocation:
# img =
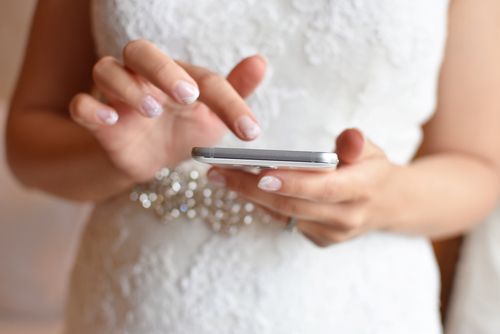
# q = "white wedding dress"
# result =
<box><xmin>65</xmin><ymin>1</ymin><xmax>450</xmax><ymax>333</ymax></box>
<box><xmin>446</xmin><ymin>207</ymin><xmax>500</xmax><ymax>334</ymax></box>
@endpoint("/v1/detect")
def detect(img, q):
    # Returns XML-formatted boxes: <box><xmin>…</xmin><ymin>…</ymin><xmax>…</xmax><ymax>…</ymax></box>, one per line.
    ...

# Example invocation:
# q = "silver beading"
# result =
<box><xmin>130</xmin><ymin>166</ymin><xmax>273</xmax><ymax>235</ymax></box>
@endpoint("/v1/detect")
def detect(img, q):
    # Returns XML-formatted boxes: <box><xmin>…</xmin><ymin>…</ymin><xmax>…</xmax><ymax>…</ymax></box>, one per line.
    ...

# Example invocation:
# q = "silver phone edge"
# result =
<box><xmin>192</xmin><ymin>147</ymin><xmax>339</xmax><ymax>164</ymax></box>
<box><xmin>192</xmin><ymin>156</ymin><xmax>338</xmax><ymax>169</ymax></box>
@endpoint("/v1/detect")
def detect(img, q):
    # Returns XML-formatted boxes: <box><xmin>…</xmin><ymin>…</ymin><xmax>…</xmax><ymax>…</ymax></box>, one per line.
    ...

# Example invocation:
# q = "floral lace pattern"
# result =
<box><xmin>66</xmin><ymin>0</ymin><xmax>448</xmax><ymax>332</ymax></box>
<box><xmin>92</xmin><ymin>0</ymin><xmax>448</xmax><ymax>156</ymax></box>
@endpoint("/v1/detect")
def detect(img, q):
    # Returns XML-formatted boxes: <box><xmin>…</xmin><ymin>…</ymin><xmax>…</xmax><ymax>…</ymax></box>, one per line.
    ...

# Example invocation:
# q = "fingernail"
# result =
<box><xmin>207</xmin><ymin>170</ymin><xmax>226</xmax><ymax>187</ymax></box>
<box><xmin>142</xmin><ymin>95</ymin><xmax>163</xmax><ymax>117</ymax></box>
<box><xmin>174</xmin><ymin>80</ymin><xmax>200</xmax><ymax>105</ymax></box>
<box><xmin>236</xmin><ymin>115</ymin><xmax>261</xmax><ymax>140</ymax></box>
<box><xmin>96</xmin><ymin>108</ymin><xmax>119</xmax><ymax>125</ymax></box>
<box><xmin>258</xmin><ymin>176</ymin><xmax>282</xmax><ymax>192</ymax></box>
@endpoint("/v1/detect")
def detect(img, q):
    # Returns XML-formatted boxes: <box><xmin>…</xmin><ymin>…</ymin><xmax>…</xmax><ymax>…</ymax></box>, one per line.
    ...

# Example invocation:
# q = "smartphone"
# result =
<box><xmin>191</xmin><ymin>147</ymin><xmax>338</xmax><ymax>170</ymax></box>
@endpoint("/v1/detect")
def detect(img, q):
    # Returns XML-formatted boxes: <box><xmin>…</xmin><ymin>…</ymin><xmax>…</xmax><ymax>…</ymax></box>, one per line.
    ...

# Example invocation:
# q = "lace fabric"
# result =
<box><xmin>66</xmin><ymin>1</ymin><xmax>449</xmax><ymax>332</ymax></box>
<box><xmin>92</xmin><ymin>0</ymin><xmax>448</xmax><ymax>159</ymax></box>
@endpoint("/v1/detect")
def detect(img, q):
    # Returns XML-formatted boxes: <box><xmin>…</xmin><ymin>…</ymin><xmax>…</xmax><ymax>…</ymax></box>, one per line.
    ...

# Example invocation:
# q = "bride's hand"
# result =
<box><xmin>69</xmin><ymin>39</ymin><xmax>266</xmax><ymax>182</ymax></box>
<box><xmin>207</xmin><ymin>129</ymin><xmax>397</xmax><ymax>247</ymax></box>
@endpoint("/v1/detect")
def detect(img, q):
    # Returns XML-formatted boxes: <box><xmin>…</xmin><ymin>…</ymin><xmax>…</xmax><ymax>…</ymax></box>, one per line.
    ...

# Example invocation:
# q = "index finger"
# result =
<box><xmin>256</xmin><ymin>169</ymin><xmax>365</xmax><ymax>203</ymax></box>
<box><xmin>122</xmin><ymin>39</ymin><xmax>200</xmax><ymax>105</ymax></box>
<box><xmin>178</xmin><ymin>61</ymin><xmax>261</xmax><ymax>141</ymax></box>
<box><xmin>122</xmin><ymin>39</ymin><xmax>261</xmax><ymax>141</ymax></box>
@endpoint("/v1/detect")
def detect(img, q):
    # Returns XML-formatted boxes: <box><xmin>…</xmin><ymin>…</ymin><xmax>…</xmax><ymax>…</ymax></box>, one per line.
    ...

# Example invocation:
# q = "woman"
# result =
<box><xmin>6</xmin><ymin>0</ymin><xmax>500</xmax><ymax>333</ymax></box>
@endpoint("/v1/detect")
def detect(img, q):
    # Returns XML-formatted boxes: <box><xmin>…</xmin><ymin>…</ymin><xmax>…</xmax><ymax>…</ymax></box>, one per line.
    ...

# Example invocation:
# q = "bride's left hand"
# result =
<box><xmin>207</xmin><ymin>128</ymin><xmax>400</xmax><ymax>247</ymax></box>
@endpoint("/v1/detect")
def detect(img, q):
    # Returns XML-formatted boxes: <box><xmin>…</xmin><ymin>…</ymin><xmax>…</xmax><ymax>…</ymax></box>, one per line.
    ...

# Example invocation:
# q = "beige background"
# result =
<box><xmin>0</xmin><ymin>1</ymin><xmax>90</xmax><ymax>333</ymax></box>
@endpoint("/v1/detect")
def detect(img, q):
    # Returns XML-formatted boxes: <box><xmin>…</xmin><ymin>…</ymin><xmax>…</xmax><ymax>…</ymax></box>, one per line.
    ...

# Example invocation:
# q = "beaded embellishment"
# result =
<box><xmin>130</xmin><ymin>167</ymin><xmax>273</xmax><ymax>234</ymax></box>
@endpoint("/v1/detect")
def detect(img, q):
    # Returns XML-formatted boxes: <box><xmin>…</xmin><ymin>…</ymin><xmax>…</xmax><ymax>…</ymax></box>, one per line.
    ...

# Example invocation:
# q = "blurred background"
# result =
<box><xmin>0</xmin><ymin>1</ymin><xmax>91</xmax><ymax>333</ymax></box>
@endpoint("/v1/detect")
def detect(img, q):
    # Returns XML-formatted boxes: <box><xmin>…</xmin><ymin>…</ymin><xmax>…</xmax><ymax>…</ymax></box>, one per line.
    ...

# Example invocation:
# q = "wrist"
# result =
<box><xmin>369</xmin><ymin>163</ymin><xmax>411</xmax><ymax>233</ymax></box>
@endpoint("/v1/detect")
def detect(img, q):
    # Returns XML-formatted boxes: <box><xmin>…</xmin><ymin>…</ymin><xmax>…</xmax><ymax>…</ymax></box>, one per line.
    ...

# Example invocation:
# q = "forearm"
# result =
<box><xmin>386</xmin><ymin>153</ymin><xmax>500</xmax><ymax>238</ymax></box>
<box><xmin>7</xmin><ymin>109</ymin><xmax>134</xmax><ymax>202</ymax></box>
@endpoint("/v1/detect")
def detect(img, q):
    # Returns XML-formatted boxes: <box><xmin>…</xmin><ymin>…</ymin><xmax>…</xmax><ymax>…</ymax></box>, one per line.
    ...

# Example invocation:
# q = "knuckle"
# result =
<box><xmin>353</xmin><ymin>172</ymin><xmax>372</xmax><ymax>198</ymax></box>
<box><xmin>320</xmin><ymin>177</ymin><xmax>338</xmax><ymax>201</ymax></box>
<box><xmin>223</xmin><ymin>96</ymin><xmax>244</xmax><ymax>112</ymax></box>
<box><xmin>362</xmin><ymin>177</ymin><xmax>377</xmax><ymax>199</ymax></box>
<box><xmin>151</xmin><ymin>58</ymin><xmax>176</xmax><ymax>81</ymax></box>
<box><xmin>198</xmin><ymin>71</ymin><xmax>225</xmax><ymax>91</ymax></box>
<box><xmin>300</xmin><ymin>223</ymin><xmax>332</xmax><ymax>248</ymax></box>
<box><xmin>123</xmin><ymin>39</ymin><xmax>149</xmax><ymax>61</ymax></box>
<box><xmin>122</xmin><ymin>82</ymin><xmax>140</xmax><ymax>101</ymax></box>
<box><xmin>69</xmin><ymin>94</ymin><xmax>87</xmax><ymax>118</ymax></box>
<box><xmin>351</xmin><ymin>208</ymin><xmax>366</xmax><ymax>228</ymax></box>
<box><xmin>336</xmin><ymin>218</ymin><xmax>352</xmax><ymax>230</ymax></box>
<box><xmin>286</xmin><ymin>177</ymin><xmax>303</xmax><ymax>195</ymax></box>
<box><xmin>273</xmin><ymin>197</ymin><xmax>296</xmax><ymax>215</ymax></box>
<box><xmin>313</xmin><ymin>236</ymin><xmax>332</xmax><ymax>248</ymax></box>
<box><xmin>326</xmin><ymin>232</ymin><xmax>347</xmax><ymax>244</ymax></box>
<box><xmin>92</xmin><ymin>56</ymin><xmax>116</xmax><ymax>80</ymax></box>
<box><xmin>339</xmin><ymin>210</ymin><xmax>364</xmax><ymax>229</ymax></box>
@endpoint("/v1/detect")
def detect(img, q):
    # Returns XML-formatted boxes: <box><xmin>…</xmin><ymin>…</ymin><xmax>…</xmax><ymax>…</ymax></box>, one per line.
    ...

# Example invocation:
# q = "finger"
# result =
<box><xmin>208</xmin><ymin>168</ymin><xmax>338</xmax><ymax>222</ymax></box>
<box><xmin>298</xmin><ymin>222</ymin><xmax>334</xmax><ymax>248</ymax></box>
<box><xmin>179</xmin><ymin>61</ymin><xmax>261</xmax><ymax>141</ymax></box>
<box><xmin>69</xmin><ymin>93</ymin><xmax>119</xmax><ymax>131</ymax></box>
<box><xmin>212</xmin><ymin>167</ymin><xmax>369</xmax><ymax>231</ymax></box>
<box><xmin>298</xmin><ymin>220</ymin><xmax>355</xmax><ymax>247</ymax></box>
<box><xmin>122</xmin><ymin>39</ymin><xmax>263</xmax><ymax>140</ymax></box>
<box><xmin>255</xmin><ymin>201</ymin><xmax>358</xmax><ymax>234</ymax></box>
<box><xmin>122</xmin><ymin>39</ymin><xmax>200</xmax><ymax>105</ymax></box>
<box><xmin>226</xmin><ymin>54</ymin><xmax>267</xmax><ymax>98</ymax></box>
<box><xmin>93</xmin><ymin>56</ymin><xmax>166</xmax><ymax>118</ymax></box>
<box><xmin>69</xmin><ymin>92</ymin><xmax>162</xmax><ymax>179</ymax></box>
<box><xmin>255</xmin><ymin>169</ymin><xmax>365</xmax><ymax>203</ymax></box>
<box><xmin>256</xmin><ymin>206</ymin><xmax>361</xmax><ymax>245</ymax></box>
<box><xmin>254</xmin><ymin>204</ymin><xmax>289</xmax><ymax>227</ymax></box>
<box><xmin>336</xmin><ymin>128</ymin><xmax>384</xmax><ymax>165</ymax></box>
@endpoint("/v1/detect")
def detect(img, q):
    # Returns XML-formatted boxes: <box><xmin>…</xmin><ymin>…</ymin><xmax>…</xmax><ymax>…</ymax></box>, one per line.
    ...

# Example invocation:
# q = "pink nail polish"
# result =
<box><xmin>174</xmin><ymin>80</ymin><xmax>200</xmax><ymax>105</ymax></box>
<box><xmin>96</xmin><ymin>109</ymin><xmax>119</xmax><ymax>125</ymax></box>
<box><xmin>142</xmin><ymin>95</ymin><xmax>164</xmax><ymax>117</ymax></box>
<box><xmin>236</xmin><ymin>115</ymin><xmax>261</xmax><ymax>140</ymax></box>
<box><xmin>258</xmin><ymin>176</ymin><xmax>282</xmax><ymax>191</ymax></box>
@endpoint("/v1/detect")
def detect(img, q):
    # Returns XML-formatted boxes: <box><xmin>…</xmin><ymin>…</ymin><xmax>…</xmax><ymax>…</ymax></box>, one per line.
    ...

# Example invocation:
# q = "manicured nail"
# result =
<box><xmin>174</xmin><ymin>80</ymin><xmax>200</xmax><ymax>105</ymax></box>
<box><xmin>142</xmin><ymin>95</ymin><xmax>163</xmax><ymax>117</ymax></box>
<box><xmin>96</xmin><ymin>108</ymin><xmax>119</xmax><ymax>125</ymax></box>
<box><xmin>207</xmin><ymin>170</ymin><xmax>226</xmax><ymax>187</ymax></box>
<box><xmin>258</xmin><ymin>176</ymin><xmax>282</xmax><ymax>192</ymax></box>
<box><xmin>236</xmin><ymin>115</ymin><xmax>261</xmax><ymax>140</ymax></box>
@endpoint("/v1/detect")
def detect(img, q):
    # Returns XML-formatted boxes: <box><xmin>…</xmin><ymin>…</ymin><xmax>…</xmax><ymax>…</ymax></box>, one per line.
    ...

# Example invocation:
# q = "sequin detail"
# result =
<box><xmin>130</xmin><ymin>167</ymin><xmax>273</xmax><ymax>234</ymax></box>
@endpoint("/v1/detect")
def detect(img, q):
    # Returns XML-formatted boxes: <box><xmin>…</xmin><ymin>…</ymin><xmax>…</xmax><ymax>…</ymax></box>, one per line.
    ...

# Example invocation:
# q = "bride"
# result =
<box><xmin>6</xmin><ymin>0</ymin><xmax>500</xmax><ymax>333</ymax></box>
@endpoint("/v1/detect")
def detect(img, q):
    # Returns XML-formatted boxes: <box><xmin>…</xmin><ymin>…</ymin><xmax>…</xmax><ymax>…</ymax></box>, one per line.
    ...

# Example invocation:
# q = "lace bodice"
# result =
<box><xmin>92</xmin><ymin>0</ymin><xmax>448</xmax><ymax>163</ymax></box>
<box><xmin>65</xmin><ymin>1</ymin><xmax>448</xmax><ymax>333</ymax></box>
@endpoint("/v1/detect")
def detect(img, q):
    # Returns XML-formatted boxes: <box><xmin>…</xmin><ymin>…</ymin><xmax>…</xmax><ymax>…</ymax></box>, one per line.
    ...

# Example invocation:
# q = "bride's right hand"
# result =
<box><xmin>69</xmin><ymin>39</ymin><xmax>266</xmax><ymax>182</ymax></box>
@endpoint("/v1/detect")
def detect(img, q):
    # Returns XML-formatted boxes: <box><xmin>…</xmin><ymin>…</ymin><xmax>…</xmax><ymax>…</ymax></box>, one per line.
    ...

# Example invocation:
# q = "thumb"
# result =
<box><xmin>227</xmin><ymin>54</ymin><xmax>267</xmax><ymax>98</ymax></box>
<box><xmin>335</xmin><ymin>128</ymin><xmax>384</xmax><ymax>165</ymax></box>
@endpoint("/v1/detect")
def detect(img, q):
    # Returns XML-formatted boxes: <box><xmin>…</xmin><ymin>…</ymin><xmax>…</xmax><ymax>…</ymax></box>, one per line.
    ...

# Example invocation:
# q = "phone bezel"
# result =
<box><xmin>191</xmin><ymin>147</ymin><xmax>339</xmax><ymax>169</ymax></box>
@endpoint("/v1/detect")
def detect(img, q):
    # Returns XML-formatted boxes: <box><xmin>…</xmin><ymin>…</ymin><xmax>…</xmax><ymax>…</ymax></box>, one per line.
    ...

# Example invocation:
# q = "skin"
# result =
<box><xmin>7</xmin><ymin>0</ymin><xmax>500</xmax><ymax>247</ymax></box>
<box><xmin>7</xmin><ymin>0</ymin><xmax>266</xmax><ymax>201</ymax></box>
